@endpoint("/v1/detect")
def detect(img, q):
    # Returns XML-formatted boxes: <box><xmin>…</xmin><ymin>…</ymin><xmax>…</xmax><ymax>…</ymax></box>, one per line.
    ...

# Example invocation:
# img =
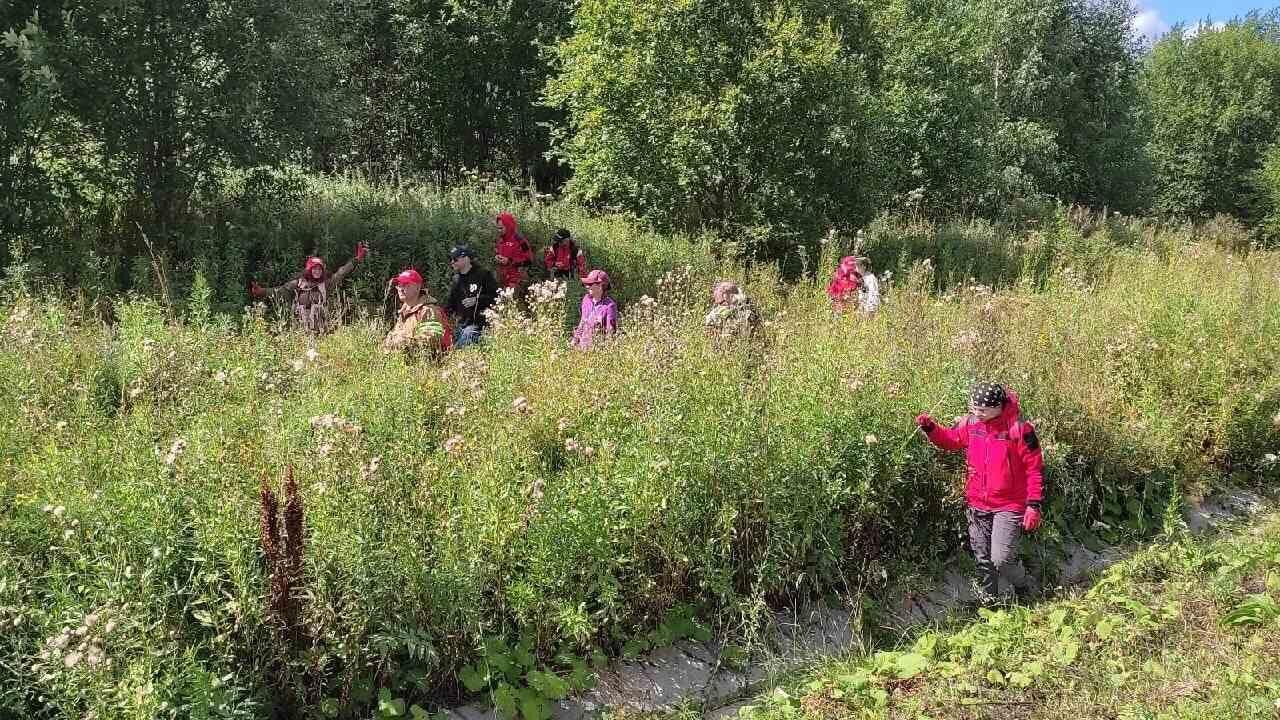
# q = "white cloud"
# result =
<box><xmin>1132</xmin><ymin>6</ymin><xmax>1170</xmax><ymax>41</ymax></box>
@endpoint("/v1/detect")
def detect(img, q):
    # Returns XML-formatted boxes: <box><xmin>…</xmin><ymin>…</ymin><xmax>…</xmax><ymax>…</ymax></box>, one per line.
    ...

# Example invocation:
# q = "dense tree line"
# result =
<box><xmin>2</xmin><ymin>0</ymin><xmax>1280</xmax><ymax>287</ymax></box>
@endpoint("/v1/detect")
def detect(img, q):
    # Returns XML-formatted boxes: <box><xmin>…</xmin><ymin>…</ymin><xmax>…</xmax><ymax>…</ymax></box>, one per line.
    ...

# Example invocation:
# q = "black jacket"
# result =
<box><xmin>446</xmin><ymin>266</ymin><xmax>499</xmax><ymax>327</ymax></box>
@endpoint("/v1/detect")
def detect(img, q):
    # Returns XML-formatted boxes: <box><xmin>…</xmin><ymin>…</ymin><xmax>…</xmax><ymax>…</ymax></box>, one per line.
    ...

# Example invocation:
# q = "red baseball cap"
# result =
<box><xmin>305</xmin><ymin>256</ymin><xmax>326</xmax><ymax>273</ymax></box>
<box><xmin>583</xmin><ymin>269</ymin><xmax>610</xmax><ymax>286</ymax></box>
<box><xmin>393</xmin><ymin>268</ymin><xmax>424</xmax><ymax>286</ymax></box>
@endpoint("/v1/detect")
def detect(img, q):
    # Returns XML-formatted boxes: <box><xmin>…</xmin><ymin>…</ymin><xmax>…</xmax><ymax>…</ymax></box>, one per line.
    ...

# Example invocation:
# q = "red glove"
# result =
<box><xmin>1022</xmin><ymin>506</ymin><xmax>1042</xmax><ymax>532</ymax></box>
<box><xmin>915</xmin><ymin>413</ymin><xmax>935</xmax><ymax>432</ymax></box>
<box><xmin>249</xmin><ymin>282</ymin><xmax>265</xmax><ymax>299</ymax></box>
<box><xmin>355</xmin><ymin>243</ymin><xmax>368</xmax><ymax>261</ymax></box>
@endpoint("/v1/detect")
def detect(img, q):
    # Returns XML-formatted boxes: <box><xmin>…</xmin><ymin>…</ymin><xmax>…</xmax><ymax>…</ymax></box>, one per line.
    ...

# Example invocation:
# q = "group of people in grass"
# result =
<box><xmin>250</xmin><ymin>212</ymin><xmax>1038</xmax><ymax>605</ymax></box>
<box><xmin>249</xmin><ymin>210</ymin><xmax>885</xmax><ymax>356</ymax></box>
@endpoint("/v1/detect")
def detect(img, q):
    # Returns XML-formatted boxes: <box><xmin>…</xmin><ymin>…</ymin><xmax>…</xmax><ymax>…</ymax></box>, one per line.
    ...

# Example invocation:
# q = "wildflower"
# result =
<box><xmin>129</xmin><ymin>388</ymin><xmax>142</xmax><ymax>399</ymax></box>
<box><xmin>163</xmin><ymin>438</ymin><xmax>187</xmax><ymax>466</ymax></box>
<box><xmin>864</xmin><ymin>434</ymin><xmax>879</xmax><ymax>446</ymax></box>
<box><xmin>1273</xmin><ymin>411</ymin><xmax>1280</xmax><ymax>429</ymax></box>
<box><xmin>214</xmin><ymin>370</ymin><xmax>227</xmax><ymax>384</ymax></box>
<box><xmin>63</xmin><ymin>651</ymin><xmax>81</xmax><ymax>669</ymax></box>
<box><xmin>52</xmin><ymin>505</ymin><xmax>65</xmax><ymax>518</ymax></box>
<box><xmin>317</xmin><ymin>443</ymin><xmax>332</xmax><ymax>458</ymax></box>
<box><xmin>565</xmin><ymin>438</ymin><xmax>580</xmax><ymax>452</ymax></box>
<box><xmin>290</xmin><ymin>359</ymin><xmax>305</xmax><ymax>372</ymax></box>
<box><xmin>305</xmin><ymin>348</ymin><xmax>319</xmax><ymax>363</ymax></box>
<box><xmin>445</xmin><ymin>405</ymin><xmax>467</xmax><ymax>418</ymax></box>
<box><xmin>1264</xmin><ymin>453</ymin><xmax>1278</xmax><ymax>465</ymax></box>
<box><xmin>582</xmin><ymin>446</ymin><xmax>595</xmax><ymax>458</ymax></box>
<box><xmin>55</xmin><ymin>421</ymin><xmax>67</xmax><ymax>431</ymax></box>
<box><xmin>557</xmin><ymin>417</ymin><xmax>571</xmax><ymax>432</ymax></box>
<box><xmin>444</xmin><ymin>435</ymin><xmax>464</xmax><ymax>454</ymax></box>
<box><xmin>62</xmin><ymin>529</ymin><xmax>74</xmax><ymax>541</ymax></box>
<box><xmin>512</xmin><ymin>396</ymin><xmax>530</xmax><ymax>414</ymax></box>
<box><xmin>103</xmin><ymin>620</ymin><xmax>117</xmax><ymax>635</ymax></box>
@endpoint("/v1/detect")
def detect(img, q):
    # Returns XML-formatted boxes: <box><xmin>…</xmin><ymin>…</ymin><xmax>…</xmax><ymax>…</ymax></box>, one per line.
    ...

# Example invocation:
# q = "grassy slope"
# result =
<box><xmin>731</xmin><ymin>512</ymin><xmax>1280</xmax><ymax>720</ymax></box>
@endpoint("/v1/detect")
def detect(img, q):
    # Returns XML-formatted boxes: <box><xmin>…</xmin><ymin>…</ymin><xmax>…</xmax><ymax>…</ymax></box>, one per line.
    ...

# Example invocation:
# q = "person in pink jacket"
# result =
<box><xmin>916</xmin><ymin>382</ymin><xmax>1044</xmax><ymax>603</ymax></box>
<box><xmin>572</xmin><ymin>269</ymin><xmax>618</xmax><ymax>350</ymax></box>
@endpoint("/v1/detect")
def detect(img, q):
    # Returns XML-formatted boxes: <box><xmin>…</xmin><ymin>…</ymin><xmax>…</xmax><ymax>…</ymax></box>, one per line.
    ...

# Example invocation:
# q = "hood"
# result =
<box><xmin>497</xmin><ymin>212</ymin><xmax>518</xmax><ymax>240</ymax></box>
<box><xmin>827</xmin><ymin>258</ymin><xmax>861</xmax><ymax>298</ymax></box>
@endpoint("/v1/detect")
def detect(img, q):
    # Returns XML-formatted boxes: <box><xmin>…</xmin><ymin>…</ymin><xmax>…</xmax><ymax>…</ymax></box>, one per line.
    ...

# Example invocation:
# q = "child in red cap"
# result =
<box><xmin>916</xmin><ymin>382</ymin><xmax>1044</xmax><ymax>604</ymax></box>
<box><xmin>250</xmin><ymin>244</ymin><xmax>368</xmax><ymax>334</ymax></box>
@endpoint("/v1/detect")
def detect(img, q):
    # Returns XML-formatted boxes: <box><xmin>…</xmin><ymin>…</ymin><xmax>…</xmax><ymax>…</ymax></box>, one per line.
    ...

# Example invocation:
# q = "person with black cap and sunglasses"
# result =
<box><xmin>444</xmin><ymin>245</ymin><xmax>499</xmax><ymax>348</ymax></box>
<box><xmin>915</xmin><ymin>382</ymin><xmax>1045</xmax><ymax>605</ymax></box>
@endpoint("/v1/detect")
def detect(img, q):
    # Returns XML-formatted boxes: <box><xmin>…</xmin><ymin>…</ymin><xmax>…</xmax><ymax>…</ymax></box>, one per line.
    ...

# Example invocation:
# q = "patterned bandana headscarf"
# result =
<box><xmin>969</xmin><ymin>382</ymin><xmax>1008</xmax><ymax>408</ymax></box>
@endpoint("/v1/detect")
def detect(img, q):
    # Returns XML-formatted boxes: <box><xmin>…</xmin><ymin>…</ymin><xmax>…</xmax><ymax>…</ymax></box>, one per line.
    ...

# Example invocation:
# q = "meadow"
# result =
<box><xmin>1</xmin><ymin>185</ymin><xmax>1279</xmax><ymax>719</ymax></box>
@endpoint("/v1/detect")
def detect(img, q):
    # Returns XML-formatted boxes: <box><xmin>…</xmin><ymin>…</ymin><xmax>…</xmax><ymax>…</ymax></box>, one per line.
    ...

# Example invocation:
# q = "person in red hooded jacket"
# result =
<box><xmin>494</xmin><ymin>212</ymin><xmax>534</xmax><ymax>289</ymax></box>
<box><xmin>250</xmin><ymin>244</ymin><xmax>367</xmax><ymax>334</ymax></box>
<box><xmin>826</xmin><ymin>256</ymin><xmax>862</xmax><ymax>312</ymax></box>
<box><xmin>916</xmin><ymin>382</ymin><xmax>1044</xmax><ymax>604</ymax></box>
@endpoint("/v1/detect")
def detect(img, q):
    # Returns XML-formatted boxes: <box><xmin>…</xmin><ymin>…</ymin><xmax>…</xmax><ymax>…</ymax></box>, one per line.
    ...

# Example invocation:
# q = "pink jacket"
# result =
<box><xmin>923</xmin><ymin>390</ymin><xmax>1044</xmax><ymax>512</ymax></box>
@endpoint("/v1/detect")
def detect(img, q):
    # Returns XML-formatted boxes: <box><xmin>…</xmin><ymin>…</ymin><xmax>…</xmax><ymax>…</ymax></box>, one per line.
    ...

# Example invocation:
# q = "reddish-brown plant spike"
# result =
<box><xmin>259</xmin><ymin>474</ymin><xmax>281</xmax><ymax>566</ymax></box>
<box><xmin>283</xmin><ymin>465</ymin><xmax>305</xmax><ymax>578</ymax></box>
<box><xmin>269</xmin><ymin>563</ymin><xmax>290</xmax><ymax>626</ymax></box>
<box><xmin>281</xmin><ymin>465</ymin><xmax>306</xmax><ymax>634</ymax></box>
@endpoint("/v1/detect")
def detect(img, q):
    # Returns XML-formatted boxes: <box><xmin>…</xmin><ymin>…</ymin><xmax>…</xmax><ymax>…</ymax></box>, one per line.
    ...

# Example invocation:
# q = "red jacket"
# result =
<box><xmin>923</xmin><ymin>391</ymin><xmax>1044</xmax><ymax>512</ymax></box>
<box><xmin>544</xmin><ymin>241</ymin><xmax>586</xmax><ymax>277</ymax></box>
<box><xmin>826</xmin><ymin>262</ymin><xmax>861</xmax><ymax>310</ymax></box>
<box><xmin>495</xmin><ymin>213</ymin><xmax>533</xmax><ymax>288</ymax></box>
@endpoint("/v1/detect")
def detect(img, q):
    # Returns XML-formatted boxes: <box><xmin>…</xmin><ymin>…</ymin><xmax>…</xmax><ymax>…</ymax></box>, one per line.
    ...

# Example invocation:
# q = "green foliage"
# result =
<box><xmin>547</xmin><ymin>0</ymin><xmax>880</xmax><ymax>249</ymax></box>
<box><xmin>1144</xmin><ymin>13</ymin><xmax>1280</xmax><ymax>221</ymax></box>
<box><xmin>1256</xmin><ymin>142</ymin><xmax>1280</xmax><ymax>244</ymax></box>
<box><xmin>741</xmin><ymin>511</ymin><xmax>1280</xmax><ymax>719</ymax></box>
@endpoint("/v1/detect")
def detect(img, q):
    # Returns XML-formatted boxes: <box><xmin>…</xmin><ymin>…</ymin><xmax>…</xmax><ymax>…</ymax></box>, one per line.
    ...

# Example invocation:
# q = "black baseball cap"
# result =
<box><xmin>448</xmin><ymin>245</ymin><xmax>474</xmax><ymax>261</ymax></box>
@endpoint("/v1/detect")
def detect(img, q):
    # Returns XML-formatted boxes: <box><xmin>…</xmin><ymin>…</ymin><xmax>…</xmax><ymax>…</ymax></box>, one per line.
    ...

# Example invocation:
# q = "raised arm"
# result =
<box><xmin>328</xmin><ymin>243</ymin><xmax>367</xmax><ymax>288</ymax></box>
<box><xmin>916</xmin><ymin>414</ymin><xmax>968</xmax><ymax>452</ymax></box>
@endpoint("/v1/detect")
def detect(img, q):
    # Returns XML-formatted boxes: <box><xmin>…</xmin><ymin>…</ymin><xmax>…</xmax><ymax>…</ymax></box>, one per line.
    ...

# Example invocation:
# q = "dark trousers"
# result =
<box><xmin>967</xmin><ymin>508</ymin><xmax>1026</xmax><ymax>599</ymax></box>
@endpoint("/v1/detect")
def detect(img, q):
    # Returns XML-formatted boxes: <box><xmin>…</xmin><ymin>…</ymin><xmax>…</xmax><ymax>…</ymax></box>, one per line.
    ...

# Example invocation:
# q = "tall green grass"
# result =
<box><xmin>1</xmin><ymin>207</ymin><xmax>1278</xmax><ymax>718</ymax></box>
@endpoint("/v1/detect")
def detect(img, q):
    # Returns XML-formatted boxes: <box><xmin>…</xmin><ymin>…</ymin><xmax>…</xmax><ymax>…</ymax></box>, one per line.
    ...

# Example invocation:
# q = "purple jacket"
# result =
<box><xmin>573</xmin><ymin>295</ymin><xmax>618</xmax><ymax>349</ymax></box>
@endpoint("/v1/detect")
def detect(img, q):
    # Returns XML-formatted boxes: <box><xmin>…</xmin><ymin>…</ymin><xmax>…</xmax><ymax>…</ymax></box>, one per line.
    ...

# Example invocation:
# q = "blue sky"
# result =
<box><xmin>1133</xmin><ymin>1</ymin><xmax>1275</xmax><ymax>39</ymax></box>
